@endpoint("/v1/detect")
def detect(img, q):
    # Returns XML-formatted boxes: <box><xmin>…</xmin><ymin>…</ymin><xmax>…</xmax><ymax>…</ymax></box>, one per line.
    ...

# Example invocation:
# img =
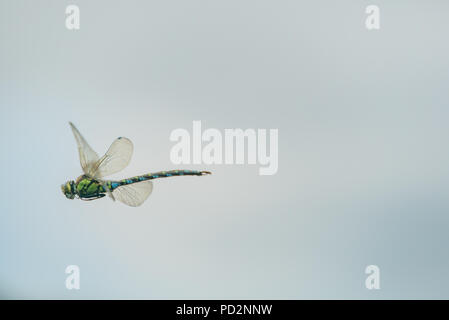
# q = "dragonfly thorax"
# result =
<box><xmin>61</xmin><ymin>180</ymin><xmax>76</xmax><ymax>199</ymax></box>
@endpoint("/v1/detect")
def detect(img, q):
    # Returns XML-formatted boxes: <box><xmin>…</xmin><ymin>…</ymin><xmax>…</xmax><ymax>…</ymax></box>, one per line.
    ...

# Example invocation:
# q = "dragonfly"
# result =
<box><xmin>61</xmin><ymin>122</ymin><xmax>211</xmax><ymax>207</ymax></box>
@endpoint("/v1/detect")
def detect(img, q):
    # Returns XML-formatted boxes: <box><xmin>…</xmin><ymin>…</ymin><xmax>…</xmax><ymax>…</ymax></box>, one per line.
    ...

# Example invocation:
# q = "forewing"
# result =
<box><xmin>69</xmin><ymin>122</ymin><xmax>100</xmax><ymax>174</ymax></box>
<box><xmin>90</xmin><ymin>137</ymin><xmax>133</xmax><ymax>178</ymax></box>
<box><xmin>112</xmin><ymin>180</ymin><xmax>153</xmax><ymax>207</ymax></box>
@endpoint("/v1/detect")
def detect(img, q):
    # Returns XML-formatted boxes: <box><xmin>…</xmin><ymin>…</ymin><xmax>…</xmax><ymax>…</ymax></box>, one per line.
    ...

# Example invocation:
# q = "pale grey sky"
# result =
<box><xmin>1</xmin><ymin>0</ymin><xmax>448</xmax><ymax>299</ymax></box>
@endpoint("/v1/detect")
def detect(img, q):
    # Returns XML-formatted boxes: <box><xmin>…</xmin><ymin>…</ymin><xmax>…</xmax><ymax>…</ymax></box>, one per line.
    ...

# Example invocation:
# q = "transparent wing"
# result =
<box><xmin>112</xmin><ymin>181</ymin><xmax>153</xmax><ymax>207</ymax></box>
<box><xmin>69</xmin><ymin>122</ymin><xmax>100</xmax><ymax>174</ymax></box>
<box><xmin>90</xmin><ymin>137</ymin><xmax>133</xmax><ymax>178</ymax></box>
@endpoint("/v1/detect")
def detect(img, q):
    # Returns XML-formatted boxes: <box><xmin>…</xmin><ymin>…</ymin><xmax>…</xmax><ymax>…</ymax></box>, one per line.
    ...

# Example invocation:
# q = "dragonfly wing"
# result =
<box><xmin>112</xmin><ymin>181</ymin><xmax>153</xmax><ymax>207</ymax></box>
<box><xmin>91</xmin><ymin>137</ymin><xmax>133</xmax><ymax>178</ymax></box>
<box><xmin>69</xmin><ymin>122</ymin><xmax>100</xmax><ymax>174</ymax></box>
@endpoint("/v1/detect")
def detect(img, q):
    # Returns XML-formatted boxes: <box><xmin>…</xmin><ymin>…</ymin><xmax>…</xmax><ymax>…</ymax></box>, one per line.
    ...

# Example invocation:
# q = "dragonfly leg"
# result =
<box><xmin>80</xmin><ymin>194</ymin><xmax>106</xmax><ymax>201</ymax></box>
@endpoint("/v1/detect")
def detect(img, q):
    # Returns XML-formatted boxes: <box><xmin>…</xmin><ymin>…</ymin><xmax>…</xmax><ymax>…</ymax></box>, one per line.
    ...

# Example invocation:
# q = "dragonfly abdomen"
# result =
<box><xmin>109</xmin><ymin>170</ymin><xmax>211</xmax><ymax>190</ymax></box>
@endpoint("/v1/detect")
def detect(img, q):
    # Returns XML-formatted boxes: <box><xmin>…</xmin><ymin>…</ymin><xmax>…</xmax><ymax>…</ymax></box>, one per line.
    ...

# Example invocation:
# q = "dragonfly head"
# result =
<box><xmin>61</xmin><ymin>180</ymin><xmax>76</xmax><ymax>200</ymax></box>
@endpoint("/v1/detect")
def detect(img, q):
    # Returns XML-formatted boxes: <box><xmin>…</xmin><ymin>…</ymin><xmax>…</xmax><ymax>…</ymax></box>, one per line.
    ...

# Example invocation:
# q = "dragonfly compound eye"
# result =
<box><xmin>61</xmin><ymin>181</ymin><xmax>76</xmax><ymax>199</ymax></box>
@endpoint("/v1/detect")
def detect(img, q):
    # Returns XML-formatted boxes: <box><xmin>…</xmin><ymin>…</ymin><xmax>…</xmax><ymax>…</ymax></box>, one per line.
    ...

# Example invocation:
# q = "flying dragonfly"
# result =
<box><xmin>61</xmin><ymin>122</ymin><xmax>211</xmax><ymax>207</ymax></box>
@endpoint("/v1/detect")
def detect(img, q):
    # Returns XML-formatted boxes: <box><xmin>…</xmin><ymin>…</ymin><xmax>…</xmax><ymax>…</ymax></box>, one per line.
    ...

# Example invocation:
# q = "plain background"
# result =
<box><xmin>1</xmin><ymin>0</ymin><xmax>449</xmax><ymax>299</ymax></box>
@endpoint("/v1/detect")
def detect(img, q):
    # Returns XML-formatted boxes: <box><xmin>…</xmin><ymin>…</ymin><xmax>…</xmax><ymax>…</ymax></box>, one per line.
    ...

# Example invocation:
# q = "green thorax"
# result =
<box><xmin>75</xmin><ymin>175</ymin><xmax>105</xmax><ymax>198</ymax></box>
